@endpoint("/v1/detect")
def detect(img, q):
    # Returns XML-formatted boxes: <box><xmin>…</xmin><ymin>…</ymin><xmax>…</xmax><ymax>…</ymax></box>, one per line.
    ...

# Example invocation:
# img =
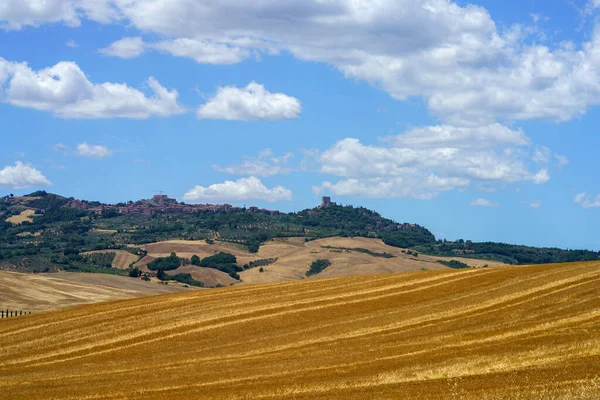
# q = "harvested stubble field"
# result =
<box><xmin>5</xmin><ymin>209</ymin><xmax>36</xmax><ymax>225</ymax></box>
<box><xmin>82</xmin><ymin>250</ymin><xmax>139</xmax><ymax>270</ymax></box>
<box><xmin>1</xmin><ymin>262</ymin><xmax>600</xmax><ymax>399</ymax></box>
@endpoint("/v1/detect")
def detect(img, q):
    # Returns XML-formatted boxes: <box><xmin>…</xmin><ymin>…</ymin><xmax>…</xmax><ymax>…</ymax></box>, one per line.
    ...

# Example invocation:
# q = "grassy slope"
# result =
<box><xmin>0</xmin><ymin>271</ymin><xmax>194</xmax><ymax>312</ymax></box>
<box><xmin>1</xmin><ymin>262</ymin><xmax>599</xmax><ymax>399</ymax></box>
<box><xmin>135</xmin><ymin>237</ymin><xmax>505</xmax><ymax>286</ymax></box>
<box><xmin>81</xmin><ymin>250</ymin><xmax>139</xmax><ymax>269</ymax></box>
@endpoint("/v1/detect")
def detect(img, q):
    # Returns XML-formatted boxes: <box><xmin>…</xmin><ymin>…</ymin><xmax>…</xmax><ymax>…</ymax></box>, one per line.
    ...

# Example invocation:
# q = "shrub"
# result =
<box><xmin>197</xmin><ymin>252</ymin><xmax>242</xmax><ymax>274</ymax></box>
<box><xmin>248</xmin><ymin>258</ymin><xmax>278</xmax><ymax>269</ymax></box>
<box><xmin>129</xmin><ymin>267</ymin><xmax>142</xmax><ymax>277</ymax></box>
<box><xmin>169</xmin><ymin>273</ymin><xmax>204</xmax><ymax>287</ymax></box>
<box><xmin>157</xmin><ymin>269</ymin><xmax>168</xmax><ymax>280</ymax></box>
<box><xmin>306</xmin><ymin>259</ymin><xmax>332</xmax><ymax>276</ymax></box>
<box><xmin>148</xmin><ymin>252</ymin><xmax>181</xmax><ymax>271</ymax></box>
<box><xmin>259</xmin><ymin>267</ymin><xmax>264</xmax><ymax>273</ymax></box>
<box><xmin>437</xmin><ymin>260</ymin><xmax>470</xmax><ymax>269</ymax></box>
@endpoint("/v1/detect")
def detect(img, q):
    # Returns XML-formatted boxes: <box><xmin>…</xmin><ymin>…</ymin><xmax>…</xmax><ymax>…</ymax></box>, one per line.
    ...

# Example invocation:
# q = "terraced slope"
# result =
<box><xmin>1</xmin><ymin>262</ymin><xmax>600</xmax><ymax>399</ymax></box>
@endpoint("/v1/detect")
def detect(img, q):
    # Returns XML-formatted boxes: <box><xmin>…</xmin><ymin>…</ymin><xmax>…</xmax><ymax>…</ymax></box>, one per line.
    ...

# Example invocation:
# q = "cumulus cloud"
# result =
<box><xmin>0</xmin><ymin>57</ymin><xmax>185</xmax><ymax>119</ymax></box>
<box><xmin>75</xmin><ymin>143</ymin><xmax>112</xmax><ymax>159</ymax></box>
<box><xmin>66</xmin><ymin>39</ymin><xmax>79</xmax><ymax>48</ymax></box>
<box><xmin>470</xmin><ymin>198</ymin><xmax>499</xmax><ymax>208</ymax></box>
<box><xmin>574</xmin><ymin>193</ymin><xmax>600</xmax><ymax>209</ymax></box>
<box><xmin>99</xmin><ymin>37</ymin><xmax>145</xmax><ymax>58</ymax></box>
<box><xmin>0</xmin><ymin>0</ymin><xmax>118</xmax><ymax>30</ymax></box>
<box><xmin>42</xmin><ymin>0</ymin><xmax>593</xmax><ymax>126</ymax></box>
<box><xmin>152</xmin><ymin>38</ymin><xmax>252</xmax><ymax>64</ymax></box>
<box><xmin>6</xmin><ymin>1</ymin><xmax>600</xmax><ymax>125</ymax></box>
<box><xmin>0</xmin><ymin>162</ymin><xmax>51</xmax><ymax>189</ymax></box>
<box><xmin>214</xmin><ymin>149</ymin><xmax>293</xmax><ymax>177</ymax></box>
<box><xmin>183</xmin><ymin>176</ymin><xmax>292</xmax><ymax>203</ymax></box>
<box><xmin>196</xmin><ymin>82</ymin><xmax>301</xmax><ymax>120</ymax></box>
<box><xmin>99</xmin><ymin>37</ymin><xmax>257</xmax><ymax>64</ymax></box>
<box><xmin>312</xmin><ymin>123</ymin><xmax>552</xmax><ymax>199</ymax></box>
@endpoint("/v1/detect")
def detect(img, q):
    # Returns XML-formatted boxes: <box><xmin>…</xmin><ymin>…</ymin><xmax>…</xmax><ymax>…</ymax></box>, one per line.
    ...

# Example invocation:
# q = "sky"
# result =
<box><xmin>2</xmin><ymin>0</ymin><xmax>600</xmax><ymax>250</ymax></box>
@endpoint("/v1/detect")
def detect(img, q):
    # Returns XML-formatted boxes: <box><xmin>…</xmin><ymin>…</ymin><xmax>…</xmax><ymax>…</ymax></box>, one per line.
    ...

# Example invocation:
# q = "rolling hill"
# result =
<box><xmin>134</xmin><ymin>237</ymin><xmax>506</xmax><ymax>286</ymax></box>
<box><xmin>1</xmin><ymin>261</ymin><xmax>599</xmax><ymax>399</ymax></box>
<box><xmin>2</xmin><ymin>192</ymin><xmax>598</xmax><ymax>278</ymax></box>
<box><xmin>0</xmin><ymin>271</ymin><xmax>194</xmax><ymax>312</ymax></box>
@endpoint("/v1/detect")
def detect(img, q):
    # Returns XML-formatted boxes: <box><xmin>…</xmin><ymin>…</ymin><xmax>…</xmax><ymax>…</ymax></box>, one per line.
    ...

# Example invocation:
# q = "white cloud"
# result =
<box><xmin>574</xmin><ymin>192</ymin><xmax>600</xmax><ymax>209</ymax></box>
<box><xmin>313</xmin><ymin>123</ymin><xmax>552</xmax><ymax>199</ymax></box>
<box><xmin>6</xmin><ymin>1</ymin><xmax>600</xmax><ymax>126</ymax></box>
<box><xmin>314</xmin><ymin>176</ymin><xmax>470</xmax><ymax>200</ymax></box>
<box><xmin>384</xmin><ymin>124</ymin><xmax>531</xmax><ymax>149</ymax></box>
<box><xmin>75</xmin><ymin>143</ymin><xmax>112</xmax><ymax>159</ymax></box>
<box><xmin>196</xmin><ymin>82</ymin><xmax>301</xmax><ymax>121</ymax></box>
<box><xmin>183</xmin><ymin>176</ymin><xmax>292</xmax><ymax>203</ymax></box>
<box><xmin>99</xmin><ymin>37</ymin><xmax>257</xmax><ymax>64</ymax></box>
<box><xmin>470</xmin><ymin>198</ymin><xmax>499</xmax><ymax>208</ymax></box>
<box><xmin>0</xmin><ymin>162</ymin><xmax>51</xmax><ymax>189</ymax></box>
<box><xmin>555</xmin><ymin>154</ymin><xmax>569</xmax><ymax>167</ymax></box>
<box><xmin>524</xmin><ymin>200</ymin><xmax>542</xmax><ymax>208</ymax></box>
<box><xmin>99</xmin><ymin>37</ymin><xmax>145</xmax><ymax>58</ymax></box>
<box><xmin>530</xmin><ymin>169</ymin><xmax>550</xmax><ymax>184</ymax></box>
<box><xmin>214</xmin><ymin>149</ymin><xmax>293</xmax><ymax>177</ymax></box>
<box><xmin>7</xmin><ymin>1</ymin><xmax>600</xmax><ymax>127</ymax></box>
<box><xmin>0</xmin><ymin>0</ymin><xmax>117</xmax><ymax>30</ymax></box>
<box><xmin>152</xmin><ymin>38</ymin><xmax>251</xmax><ymax>64</ymax></box>
<box><xmin>66</xmin><ymin>39</ymin><xmax>79</xmax><ymax>48</ymax></box>
<box><xmin>0</xmin><ymin>57</ymin><xmax>185</xmax><ymax>119</ymax></box>
<box><xmin>69</xmin><ymin>1</ymin><xmax>600</xmax><ymax>126</ymax></box>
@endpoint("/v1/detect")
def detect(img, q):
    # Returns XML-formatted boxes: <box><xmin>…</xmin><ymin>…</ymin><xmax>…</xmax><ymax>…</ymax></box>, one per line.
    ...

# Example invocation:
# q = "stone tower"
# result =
<box><xmin>321</xmin><ymin>196</ymin><xmax>332</xmax><ymax>208</ymax></box>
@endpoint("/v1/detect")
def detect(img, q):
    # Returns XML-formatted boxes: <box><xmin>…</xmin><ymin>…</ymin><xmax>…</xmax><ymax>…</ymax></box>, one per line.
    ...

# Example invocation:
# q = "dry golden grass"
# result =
<box><xmin>140</xmin><ymin>237</ymin><xmax>506</xmax><ymax>285</ymax></box>
<box><xmin>171</xmin><ymin>265</ymin><xmax>238</xmax><ymax>287</ymax></box>
<box><xmin>92</xmin><ymin>228</ymin><xmax>118</xmax><ymax>234</ymax></box>
<box><xmin>82</xmin><ymin>250</ymin><xmax>139</xmax><ymax>269</ymax></box>
<box><xmin>241</xmin><ymin>237</ymin><xmax>506</xmax><ymax>284</ymax></box>
<box><xmin>16</xmin><ymin>231</ymin><xmax>41</xmax><ymax>237</ymax></box>
<box><xmin>5</xmin><ymin>209</ymin><xmax>36</xmax><ymax>225</ymax></box>
<box><xmin>0</xmin><ymin>271</ymin><xmax>192</xmax><ymax>312</ymax></box>
<box><xmin>1</xmin><ymin>261</ymin><xmax>599</xmax><ymax>399</ymax></box>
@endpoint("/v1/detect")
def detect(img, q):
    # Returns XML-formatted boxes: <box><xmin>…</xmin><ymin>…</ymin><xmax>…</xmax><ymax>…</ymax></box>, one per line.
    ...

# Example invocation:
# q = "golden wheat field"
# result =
<box><xmin>1</xmin><ymin>262</ymin><xmax>600</xmax><ymax>399</ymax></box>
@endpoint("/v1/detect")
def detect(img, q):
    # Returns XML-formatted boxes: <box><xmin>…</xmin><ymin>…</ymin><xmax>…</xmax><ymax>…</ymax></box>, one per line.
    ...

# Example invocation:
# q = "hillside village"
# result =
<box><xmin>2</xmin><ymin>193</ymin><xmax>280</xmax><ymax>217</ymax></box>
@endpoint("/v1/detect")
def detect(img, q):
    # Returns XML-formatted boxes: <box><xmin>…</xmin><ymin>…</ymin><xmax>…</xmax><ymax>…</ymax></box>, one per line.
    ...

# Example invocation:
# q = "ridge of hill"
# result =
<box><xmin>1</xmin><ymin>262</ymin><xmax>599</xmax><ymax>399</ymax></box>
<box><xmin>1</xmin><ymin>192</ymin><xmax>598</xmax><ymax>281</ymax></box>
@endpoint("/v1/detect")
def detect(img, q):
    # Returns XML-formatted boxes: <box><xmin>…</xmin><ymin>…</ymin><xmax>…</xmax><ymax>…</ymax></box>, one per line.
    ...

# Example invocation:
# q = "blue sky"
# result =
<box><xmin>2</xmin><ymin>0</ymin><xmax>600</xmax><ymax>250</ymax></box>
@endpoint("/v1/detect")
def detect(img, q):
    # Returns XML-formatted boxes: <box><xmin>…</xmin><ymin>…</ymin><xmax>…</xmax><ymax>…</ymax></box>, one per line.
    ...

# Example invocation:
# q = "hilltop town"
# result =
<box><xmin>1</xmin><ymin>192</ymin><xmax>280</xmax><ymax>217</ymax></box>
<box><xmin>69</xmin><ymin>194</ymin><xmax>282</xmax><ymax>216</ymax></box>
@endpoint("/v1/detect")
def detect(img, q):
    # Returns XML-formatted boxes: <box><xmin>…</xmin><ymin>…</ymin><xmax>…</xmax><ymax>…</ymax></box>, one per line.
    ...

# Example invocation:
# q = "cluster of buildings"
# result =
<box><xmin>68</xmin><ymin>194</ymin><xmax>279</xmax><ymax>216</ymax></box>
